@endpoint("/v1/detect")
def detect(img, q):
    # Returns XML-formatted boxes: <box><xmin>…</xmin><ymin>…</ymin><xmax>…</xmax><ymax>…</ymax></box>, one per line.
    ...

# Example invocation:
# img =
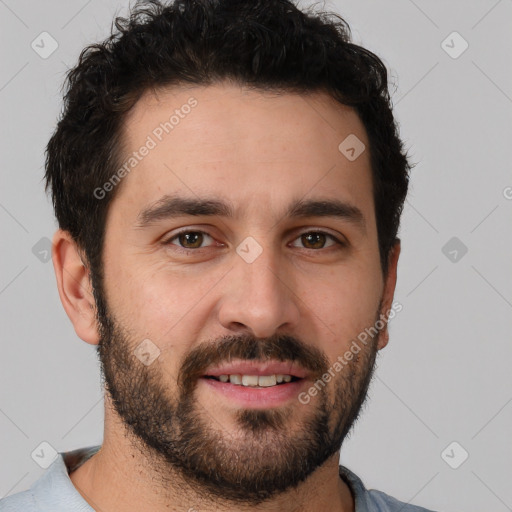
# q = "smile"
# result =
<box><xmin>205</xmin><ymin>374</ymin><xmax>301</xmax><ymax>387</ymax></box>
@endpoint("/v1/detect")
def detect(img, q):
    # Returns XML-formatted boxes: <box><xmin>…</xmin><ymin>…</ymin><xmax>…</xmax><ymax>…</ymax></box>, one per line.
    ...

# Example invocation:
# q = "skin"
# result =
<box><xmin>52</xmin><ymin>81</ymin><xmax>400</xmax><ymax>512</ymax></box>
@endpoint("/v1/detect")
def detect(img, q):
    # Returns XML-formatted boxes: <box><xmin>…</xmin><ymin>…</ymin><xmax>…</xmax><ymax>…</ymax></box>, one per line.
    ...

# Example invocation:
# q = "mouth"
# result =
<box><xmin>202</xmin><ymin>373</ymin><xmax>303</xmax><ymax>388</ymax></box>
<box><xmin>199</xmin><ymin>361</ymin><xmax>310</xmax><ymax>407</ymax></box>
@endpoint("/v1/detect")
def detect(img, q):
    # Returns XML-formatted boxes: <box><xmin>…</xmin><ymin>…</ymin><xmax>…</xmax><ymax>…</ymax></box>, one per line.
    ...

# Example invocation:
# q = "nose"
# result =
<box><xmin>217</xmin><ymin>246</ymin><xmax>301</xmax><ymax>339</ymax></box>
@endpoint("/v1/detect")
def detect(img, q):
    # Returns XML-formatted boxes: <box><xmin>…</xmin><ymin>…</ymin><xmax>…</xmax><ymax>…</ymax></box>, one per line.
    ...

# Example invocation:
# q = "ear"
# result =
<box><xmin>376</xmin><ymin>239</ymin><xmax>401</xmax><ymax>351</ymax></box>
<box><xmin>51</xmin><ymin>229</ymin><xmax>100</xmax><ymax>345</ymax></box>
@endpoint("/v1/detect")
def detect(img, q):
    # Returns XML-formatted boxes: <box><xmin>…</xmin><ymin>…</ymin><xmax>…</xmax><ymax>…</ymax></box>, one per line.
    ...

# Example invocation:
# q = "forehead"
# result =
<box><xmin>111</xmin><ymin>82</ymin><xmax>373</xmax><ymax>223</ymax></box>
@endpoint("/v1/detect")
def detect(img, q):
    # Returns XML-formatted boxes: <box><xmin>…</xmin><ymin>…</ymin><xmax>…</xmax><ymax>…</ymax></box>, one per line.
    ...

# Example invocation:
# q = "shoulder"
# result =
<box><xmin>0</xmin><ymin>489</ymin><xmax>39</xmax><ymax>511</ymax></box>
<box><xmin>0</xmin><ymin>446</ymin><xmax>100</xmax><ymax>512</ymax></box>
<box><xmin>339</xmin><ymin>465</ymin><xmax>438</xmax><ymax>512</ymax></box>
<box><xmin>367</xmin><ymin>488</ymin><xmax>437</xmax><ymax>511</ymax></box>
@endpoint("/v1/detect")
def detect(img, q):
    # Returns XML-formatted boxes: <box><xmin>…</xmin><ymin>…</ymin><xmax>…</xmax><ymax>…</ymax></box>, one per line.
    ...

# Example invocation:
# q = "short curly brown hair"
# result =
<box><xmin>45</xmin><ymin>0</ymin><xmax>410</xmax><ymax>289</ymax></box>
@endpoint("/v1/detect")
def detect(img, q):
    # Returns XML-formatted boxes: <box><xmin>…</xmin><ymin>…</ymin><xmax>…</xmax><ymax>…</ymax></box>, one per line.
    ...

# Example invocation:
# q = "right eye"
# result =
<box><xmin>164</xmin><ymin>230</ymin><xmax>217</xmax><ymax>250</ymax></box>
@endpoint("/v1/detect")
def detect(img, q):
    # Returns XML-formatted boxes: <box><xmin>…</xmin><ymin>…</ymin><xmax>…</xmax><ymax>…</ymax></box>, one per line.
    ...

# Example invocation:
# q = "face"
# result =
<box><xmin>93</xmin><ymin>82</ymin><xmax>396</xmax><ymax>504</ymax></box>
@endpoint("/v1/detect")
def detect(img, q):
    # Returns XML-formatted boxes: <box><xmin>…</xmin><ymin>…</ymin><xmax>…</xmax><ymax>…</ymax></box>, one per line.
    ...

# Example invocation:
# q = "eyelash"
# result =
<box><xmin>163</xmin><ymin>229</ymin><xmax>345</xmax><ymax>252</ymax></box>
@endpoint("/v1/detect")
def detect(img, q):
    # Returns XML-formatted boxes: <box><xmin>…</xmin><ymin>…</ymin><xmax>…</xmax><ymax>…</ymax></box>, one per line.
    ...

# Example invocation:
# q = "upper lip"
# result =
<box><xmin>203</xmin><ymin>360</ymin><xmax>309</xmax><ymax>379</ymax></box>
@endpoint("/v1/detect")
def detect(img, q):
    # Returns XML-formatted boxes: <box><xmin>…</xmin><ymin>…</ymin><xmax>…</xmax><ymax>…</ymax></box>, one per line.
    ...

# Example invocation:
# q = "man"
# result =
<box><xmin>0</xmin><ymin>0</ymin><xmax>436</xmax><ymax>510</ymax></box>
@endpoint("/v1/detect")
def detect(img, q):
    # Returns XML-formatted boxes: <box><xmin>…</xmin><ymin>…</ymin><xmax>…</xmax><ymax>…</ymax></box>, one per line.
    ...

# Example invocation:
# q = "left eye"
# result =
<box><xmin>289</xmin><ymin>232</ymin><xmax>340</xmax><ymax>250</ymax></box>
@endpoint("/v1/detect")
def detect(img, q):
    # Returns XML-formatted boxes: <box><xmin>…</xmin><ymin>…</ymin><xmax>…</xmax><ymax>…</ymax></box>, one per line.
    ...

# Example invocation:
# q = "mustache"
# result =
<box><xmin>177</xmin><ymin>333</ymin><xmax>330</xmax><ymax>394</ymax></box>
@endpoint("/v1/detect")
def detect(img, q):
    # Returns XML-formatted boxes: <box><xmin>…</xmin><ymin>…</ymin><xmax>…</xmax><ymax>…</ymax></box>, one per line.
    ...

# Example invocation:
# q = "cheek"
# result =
<box><xmin>106</xmin><ymin>255</ymin><xmax>224</xmax><ymax>344</ymax></box>
<box><xmin>305</xmin><ymin>264</ymin><xmax>383</xmax><ymax>353</ymax></box>
<box><xmin>102</xmin><ymin>252</ymin><xmax>171</xmax><ymax>336</ymax></box>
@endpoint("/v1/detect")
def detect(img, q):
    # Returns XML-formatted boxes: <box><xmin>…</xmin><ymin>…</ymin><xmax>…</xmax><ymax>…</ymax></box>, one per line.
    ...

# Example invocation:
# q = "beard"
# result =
<box><xmin>94</xmin><ymin>281</ymin><xmax>382</xmax><ymax>506</ymax></box>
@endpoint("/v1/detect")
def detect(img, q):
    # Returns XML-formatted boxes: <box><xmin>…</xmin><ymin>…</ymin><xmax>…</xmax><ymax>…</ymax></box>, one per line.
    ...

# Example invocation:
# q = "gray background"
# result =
<box><xmin>1</xmin><ymin>1</ymin><xmax>511</xmax><ymax>510</ymax></box>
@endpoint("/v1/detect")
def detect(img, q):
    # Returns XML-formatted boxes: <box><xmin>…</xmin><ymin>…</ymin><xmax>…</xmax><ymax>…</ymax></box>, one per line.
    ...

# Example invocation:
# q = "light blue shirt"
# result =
<box><xmin>0</xmin><ymin>446</ymin><xmax>437</xmax><ymax>511</ymax></box>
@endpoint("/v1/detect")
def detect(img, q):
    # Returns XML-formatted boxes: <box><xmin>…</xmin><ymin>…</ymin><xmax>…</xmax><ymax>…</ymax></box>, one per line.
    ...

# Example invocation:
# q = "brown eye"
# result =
<box><xmin>166</xmin><ymin>231</ymin><xmax>214</xmax><ymax>249</ymax></box>
<box><xmin>291</xmin><ymin>231</ymin><xmax>340</xmax><ymax>250</ymax></box>
<box><xmin>301</xmin><ymin>233</ymin><xmax>326</xmax><ymax>249</ymax></box>
<box><xmin>178</xmin><ymin>232</ymin><xmax>203</xmax><ymax>248</ymax></box>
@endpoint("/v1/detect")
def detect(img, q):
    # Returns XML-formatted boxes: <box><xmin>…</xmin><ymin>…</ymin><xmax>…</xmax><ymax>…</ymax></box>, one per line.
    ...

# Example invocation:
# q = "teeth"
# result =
<box><xmin>214</xmin><ymin>374</ymin><xmax>295</xmax><ymax>387</ymax></box>
<box><xmin>258</xmin><ymin>375</ymin><xmax>277</xmax><ymax>387</ymax></box>
<box><xmin>241</xmin><ymin>375</ymin><xmax>259</xmax><ymax>386</ymax></box>
<box><xmin>229</xmin><ymin>374</ymin><xmax>242</xmax><ymax>385</ymax></box>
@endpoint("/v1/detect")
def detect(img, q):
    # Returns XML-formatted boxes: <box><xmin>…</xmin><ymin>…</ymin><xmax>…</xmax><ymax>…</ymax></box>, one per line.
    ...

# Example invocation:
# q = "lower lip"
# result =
<box><xmin>200</xmin><ymin>377</ymin><xmax>307</xmax><ymax>408</ymax></box>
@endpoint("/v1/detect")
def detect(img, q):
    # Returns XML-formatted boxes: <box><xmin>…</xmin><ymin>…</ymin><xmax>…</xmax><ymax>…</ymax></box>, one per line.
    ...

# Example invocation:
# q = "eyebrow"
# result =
<box><xmin>135</xmin><ymin>194</ymin><xmax>366</xmax><ymax>233</ymax></box>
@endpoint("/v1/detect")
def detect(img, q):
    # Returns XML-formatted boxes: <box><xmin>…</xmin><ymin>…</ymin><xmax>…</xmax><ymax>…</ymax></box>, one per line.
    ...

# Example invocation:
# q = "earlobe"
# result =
<box><xmin>377</xmin><ymin>239</ymin><xmax>401</xmax><ymax>351</ymax></box>
<box><xmin>51</xmin><ymin>229</ymin><xmax>100</xmax><ymax>346</ymax></box>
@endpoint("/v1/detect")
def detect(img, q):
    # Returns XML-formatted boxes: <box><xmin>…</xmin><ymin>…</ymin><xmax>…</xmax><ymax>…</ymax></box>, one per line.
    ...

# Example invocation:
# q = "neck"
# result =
<box><xmin>69</xmin><ymin>401</ymin><xmax>355</xmax><ymax>512</ymax></box>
